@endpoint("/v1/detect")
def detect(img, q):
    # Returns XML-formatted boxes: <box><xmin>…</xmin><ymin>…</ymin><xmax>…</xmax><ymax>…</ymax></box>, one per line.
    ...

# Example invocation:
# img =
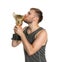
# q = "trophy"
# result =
<box><xmin>12</xmin><ymin>12</ymin><xmax>24</xmax><ymax>41</ymax></box>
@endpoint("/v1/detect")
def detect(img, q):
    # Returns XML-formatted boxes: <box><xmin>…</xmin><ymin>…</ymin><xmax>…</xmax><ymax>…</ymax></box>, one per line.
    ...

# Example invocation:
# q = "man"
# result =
<box><xmin>12</xmin><ymin>8</ymin><xmax>47</xmax><ymax>62</ymax></box>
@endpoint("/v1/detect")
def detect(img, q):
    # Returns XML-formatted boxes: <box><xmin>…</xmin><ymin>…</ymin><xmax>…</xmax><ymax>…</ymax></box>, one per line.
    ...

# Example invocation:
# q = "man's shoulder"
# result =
<box><xmin>39</xmin><ymin>27</ymin><xmax>47</xmax><ymax>35</ymax></box>
<box><xmin>35</xmin><ymin>27</ymin><xmax>47</xmax><ymax>38</ymax></box>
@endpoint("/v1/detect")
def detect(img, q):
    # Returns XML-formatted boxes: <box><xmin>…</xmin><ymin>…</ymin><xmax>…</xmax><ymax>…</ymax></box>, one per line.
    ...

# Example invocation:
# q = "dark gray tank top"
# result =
<box><xmin>23</xmin><ymin>27</ymin><xmax>47</xmax><ymax>62</ymax></box>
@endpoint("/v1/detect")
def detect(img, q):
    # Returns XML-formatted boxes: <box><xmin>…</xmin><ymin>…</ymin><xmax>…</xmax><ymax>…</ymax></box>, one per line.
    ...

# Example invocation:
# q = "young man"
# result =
<box><xmin>12</xmin><ymin>8</ymin><xmax>47</xmax><ymax>62</ymax></box>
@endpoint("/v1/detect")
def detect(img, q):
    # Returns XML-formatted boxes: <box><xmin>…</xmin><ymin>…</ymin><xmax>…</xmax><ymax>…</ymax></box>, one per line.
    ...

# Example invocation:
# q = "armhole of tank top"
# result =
<box><xmin>34</xmin><ymin>27</ymin><xmax>43</xmax><ymax>38</ymax></box>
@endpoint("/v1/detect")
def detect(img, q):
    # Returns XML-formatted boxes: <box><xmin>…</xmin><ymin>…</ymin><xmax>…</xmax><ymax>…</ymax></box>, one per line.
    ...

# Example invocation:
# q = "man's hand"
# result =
<box><xmin>14</xmin><ymin>26</ymin><xmax>23</xmax><ymax>36</ymax></box>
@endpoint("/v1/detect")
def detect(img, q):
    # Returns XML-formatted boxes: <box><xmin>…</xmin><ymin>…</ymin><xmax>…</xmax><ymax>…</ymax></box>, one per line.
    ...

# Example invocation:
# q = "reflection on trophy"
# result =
<box><xmin>12</xmin><ymin>12</ymin><xmax>24</xmax><ymax>41</ymax></box>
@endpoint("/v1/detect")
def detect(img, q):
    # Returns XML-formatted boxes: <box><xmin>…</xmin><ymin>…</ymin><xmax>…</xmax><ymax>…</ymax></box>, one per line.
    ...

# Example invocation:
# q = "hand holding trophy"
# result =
<box><xmin>12</xmin><ymin>12</ymin><xmax>24</xmax><ymax>41</ymax></box>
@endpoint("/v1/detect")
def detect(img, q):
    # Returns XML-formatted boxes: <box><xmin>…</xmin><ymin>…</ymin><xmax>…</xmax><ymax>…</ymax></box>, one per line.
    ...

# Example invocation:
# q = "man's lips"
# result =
<box><xmin>23</xmin><ymin>15</ymin><xmax>27</xmax><ymax>20</ymax></box>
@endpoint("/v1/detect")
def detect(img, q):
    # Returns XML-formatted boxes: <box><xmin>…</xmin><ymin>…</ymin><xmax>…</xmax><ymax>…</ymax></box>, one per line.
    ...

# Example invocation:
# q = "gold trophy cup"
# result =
<box><xmin>12</xmin><ymin>12</ymin><xmax>24</xmax><ymax>41</ymax></box>
<box><xmin>13</xmin><ymin>12</ymin><xmax>24</xmax><ymax>26</ymax></box>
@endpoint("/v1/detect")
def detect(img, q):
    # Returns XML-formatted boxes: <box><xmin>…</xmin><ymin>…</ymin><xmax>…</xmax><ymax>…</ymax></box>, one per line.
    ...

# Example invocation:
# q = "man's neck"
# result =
<box><xmin>28</xmin><ymin>23</ymin><xmax>40</xmax><ymax>32</ymax></box>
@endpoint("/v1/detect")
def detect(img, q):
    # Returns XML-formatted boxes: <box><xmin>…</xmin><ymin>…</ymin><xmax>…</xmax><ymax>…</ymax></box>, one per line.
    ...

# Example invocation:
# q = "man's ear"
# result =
<box><xmin>34</xmin><ymin>17</ymin><xmax>39</xmax><ymax>22</ymax></box>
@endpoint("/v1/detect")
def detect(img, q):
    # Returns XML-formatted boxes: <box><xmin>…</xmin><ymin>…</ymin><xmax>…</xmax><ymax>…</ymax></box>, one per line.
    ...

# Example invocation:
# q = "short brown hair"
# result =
<box><xmin>30</xmin><ymin>8</ymin><xmax>43</xmax><ymax>23</ymax></box>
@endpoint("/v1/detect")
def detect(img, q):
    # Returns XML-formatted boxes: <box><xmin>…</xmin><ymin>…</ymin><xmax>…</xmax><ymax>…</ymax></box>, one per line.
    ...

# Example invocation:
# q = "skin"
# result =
<box><xmin>12</xmin><ymin>9</ymin><xmax>47</xmax><ymax>56</ymax></box>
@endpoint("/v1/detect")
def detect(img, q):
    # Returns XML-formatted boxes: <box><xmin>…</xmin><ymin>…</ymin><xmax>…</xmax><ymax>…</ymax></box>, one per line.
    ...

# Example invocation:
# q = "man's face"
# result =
<box><xmin>24</xmin><ymin>10</ymin><xmax>37</xmax><ymax>24</ymax></box>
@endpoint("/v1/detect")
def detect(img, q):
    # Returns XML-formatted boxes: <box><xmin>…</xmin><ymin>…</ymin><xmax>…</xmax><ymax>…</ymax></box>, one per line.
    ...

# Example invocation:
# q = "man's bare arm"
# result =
<box><xmin>21</xmin><ymin>30</ymin><xmax>47</xmax><ymax>56</ymax></box>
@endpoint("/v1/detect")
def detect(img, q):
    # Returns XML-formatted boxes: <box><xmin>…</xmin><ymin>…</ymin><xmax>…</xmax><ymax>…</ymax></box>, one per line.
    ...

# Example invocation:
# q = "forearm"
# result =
<box><xmin>12</xmin><ymin>40</ymin><xmax>21</xmax><ymax>47</ymax></box>
<box><xmin>21</xmin><ymin>33</ymin><xmax>34</xmax><ymax>56</ymax></box>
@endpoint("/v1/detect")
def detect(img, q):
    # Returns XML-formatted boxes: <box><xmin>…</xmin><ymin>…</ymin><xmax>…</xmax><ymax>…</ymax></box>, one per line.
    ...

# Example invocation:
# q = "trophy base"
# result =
<box><xmin>12</xmin><ymin>33</ymin><xmax>21</xmax><ymax>41</ymax></box>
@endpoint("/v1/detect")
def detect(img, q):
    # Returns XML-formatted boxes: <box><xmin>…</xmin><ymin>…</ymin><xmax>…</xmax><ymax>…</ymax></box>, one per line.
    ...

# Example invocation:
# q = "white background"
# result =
<box><xmin>0</xmin><ymin>0</ymin><xmax>60</xmax><ymax>62</ymax></box>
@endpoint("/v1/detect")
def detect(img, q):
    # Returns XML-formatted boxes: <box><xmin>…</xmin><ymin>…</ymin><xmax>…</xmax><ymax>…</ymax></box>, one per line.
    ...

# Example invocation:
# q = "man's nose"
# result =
<box><xmin>24</xmin><ymin>14</ymin><xmax>27</xmax><ymax>18</ymax></box>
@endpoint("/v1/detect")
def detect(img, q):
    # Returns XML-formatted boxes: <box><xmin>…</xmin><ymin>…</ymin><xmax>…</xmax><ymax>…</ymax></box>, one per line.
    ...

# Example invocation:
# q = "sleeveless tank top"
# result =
<box><xmin>23</xmin><ymin>27</ymin><xmax>47</xmax><ymax>62</ymax></box>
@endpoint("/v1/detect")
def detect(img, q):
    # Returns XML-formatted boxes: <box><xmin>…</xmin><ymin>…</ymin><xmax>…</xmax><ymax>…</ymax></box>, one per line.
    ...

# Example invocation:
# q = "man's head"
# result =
<box><xmin>24</xmin><ymin>8</ymin><xmax>43</xmax><ymax>24</ymax></box>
